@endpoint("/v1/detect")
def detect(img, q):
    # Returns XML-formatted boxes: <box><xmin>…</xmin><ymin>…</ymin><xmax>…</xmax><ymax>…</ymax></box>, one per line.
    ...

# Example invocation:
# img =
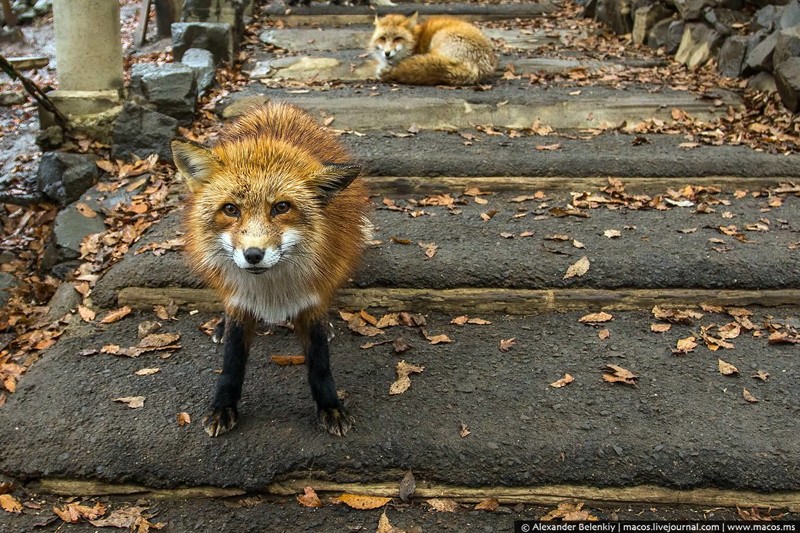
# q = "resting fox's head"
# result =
<box><xmin>369</xmin><ymin>13</ymin><xmax>418</xmax><ymax>66</ymax></box>
<box><xmin>172</xmin><ymin>139</ymin><xmax>360</xmax><ymax>276</ymax></box>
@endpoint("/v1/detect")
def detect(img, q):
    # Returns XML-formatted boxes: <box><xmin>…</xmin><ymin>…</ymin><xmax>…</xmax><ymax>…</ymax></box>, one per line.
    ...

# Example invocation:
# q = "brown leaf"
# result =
<box><xmin>652</xmin><ymin>306</ymin><xmax>703</xmax><ymax>324</ymax></box>
<box><xmin>598</xmin><ymin>329</ymin><xmax>610</xmax><ymax>339</ymax></box>
<box><xmin>113</xmin><ymin>396</ymin><xmax>145</xmax><ymax>409</ymax></box>
<box><xmin>271</xmin><ymin>354</ymin><xmax>306</xmax><ymax>366</ymax></box>
<box><xmin>459</xmin><ymin>422</ymin><xmax>471</xmax><ymax>438</ymax></box>
<box><xmin>451</xmin><ymin>315</ymin><xmax>469</xmax><ymax>326</ymax></box>
<box><xmin>743</xmin><ymin>388</ymin><xmax>759</xmax><ymax>403</ymax></box>
<box><xmin>88</xmin><ymin>506</ymin><xmax>163</xmax><ymax>530</ymax></box>
<box><xmin>138</xmin><ymin>333</ymin><xmax>180</xmax><ymax>349</ymax></box>
<box><xmin>579</xmin><ymin>312</ymin><xmax>613</xmax><ymax>324</ymax></box>
<box><xmin>768</xmin><ymin>330</ymin><xmax>800</xmax><ymax>344</ymax></box>
<box><xmin>297</xmin><ymin>487</ymin><xmax>322</xmax><ymax>508</ymax></box>
<box><xmin>427</xmin><ymin>498</ymin><xmax>458</xmax><ymax>512</ymax></box>
<box><xmin>545</xmin><ymin>234</ymin><xmax>570</xmax><ymax>241</ymax></box>
<box><xmin>390</xmin><ymin>236</ymin><xmax>411</xmax><ymax>245</ymax></box>
<box><xmin>474</xmin><ymin>197</ymin><xmax>489</xmax><ymax>206</ymax></box>
<box><xmin>199</xmin><ymin>317</ymin><xmax>222</xmax><ymax>336</ymax></box>
<box><xmin>0</xmin><ymin>494</ymin><xmax>22</xmax><ymax>513</ymax></box>
<box><xmin>53</xmin><ymin>502</ymin><xmax>107</xmax><ymax>523</ymax></box>
<box><xmin>603</xmin><ymin>229</ymin><xmax>621</xmax><ymax>238</ymax></box>
<box><xmin>475</xmin><ymin>498</ymin><xmax>500</xmax><ymax>512</ymax></box>
<box><xmin>376</xmin><ymin>313</ymin><xmax>400</xmax><ymax>329</ymax></box>
<box><xmin>343</xmin><ymin>312</ymin><xmax>384</xmax><ymax>337</ymax></box>
<box><xmin>479</xmin><ymin>210</ymin><xmax>498</xmax><ymax>222</ymax></box>
<box><xmin>422</xmin><ymin>330</ymin><xmax>453</xmax><ymax>345</ymax></box>
<box><xmin>360</xmin><ymin>309</ymin><xmax>378</xmax><ymax>326</ymax></box>
<box><xmin>673</xmin><ymin>336</ymin><xmax>698</xmax><ymax>354</ymax></box>
<box><xmin>418</xmin><ymin>242</ymin><xmax>438</xmax><ymax>259</ymax></box>
<box><xmin>177</xmin><ymin>412</ymin><xmax>191</xmax><ymax>427</ymax></box>
<box><xmin>752</xmin><ymin>370</ymin><xmax>770</xmax><ymax>381</ymax></box>
<box><xmin>499</xmin><ymin>338</ymin><xmax>516</xmax><ymax>352</ymax></box>
<box><xmin>389</xmin><ymin>360</ymin><xmax>424</xmax><ymax>395</ymax></box>
<box><xmin>100</xmin><ymin>306</ymin><xmax>132</xmax><ymax>324</ymax></box>
<box><xmin>650</xmin><ymin>323</ymin><xmax>672</xmax><ymax>333</ymax></box>
<box><xmin>602</xmin><ymin>364</ymin><xmax>637</xmax><ymax>386</ymax></box>
<box><xmin>75</xmin><ymin>202</ymin><xmax>98</xmax><ymax>218</ymax></box>
<box><xmin>718</xmin><ymin>359</ymin><xmax>739</xmax><ymax>376</ymax></box>
<box><xmin>541</xmin><ymin>501</ymin><xmax>598</xmax><ymax>521</ymax></box>
<box><xmin>393</xmin><ymin>337</ymin><xmax>411</xmax><ymax>354</ymax></box>
<box><xmin>337</xmin><ymin>494</ymin><xmax>392</xmax><ymax>510</ymax></box>
<box><xmin>550</xmin><ymin>374</ymin><xmax>574</xmax><ymax>388</ymax></box>
<box><xmin>467</xmin><ymin>317</ymin><xmax>492</xmax><ymax>325</ymax></box>
<box><xmin>135</xmin><ymin>367</ymin><xmax>160</xmax><ymax>376</ymax></box>
<box><xmin>377</xmin><ymin>511</ymin><xmax>404</xmax><ymax>533</ymax></box>
<box><xmin>398</xmin><ymin>471</ymin><xmax>416</xmax><ymax>502</ymax></box>
<box><xmin>78</xmin><ymin>305</ymin><xmax>96</xmax><ymax>322</ymax></box>
<box><xmin>536</xmin><ymin>143</ymin><xmax>561</xmax><ymax>151</ymax></box>
<box><xmin>564</xmin><ymin>256</ymin><xmax>590</xmax><ymax>279</ymax></box>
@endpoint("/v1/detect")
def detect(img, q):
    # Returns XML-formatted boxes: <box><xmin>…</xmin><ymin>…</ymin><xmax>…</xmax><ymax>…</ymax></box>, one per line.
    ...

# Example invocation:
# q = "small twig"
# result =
<box><xmin>0</xmin><ymin>53</ymin><xmax>68</xmax><ymax>128</ymax></box>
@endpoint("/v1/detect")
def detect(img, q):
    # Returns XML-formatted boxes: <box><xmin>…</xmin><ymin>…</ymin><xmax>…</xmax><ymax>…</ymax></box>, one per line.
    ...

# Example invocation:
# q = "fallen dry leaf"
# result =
<box><xmin>743</xmin><ymin>388</ymin><xmax>759</xmax><ymax>403</ymax></box>
<box><xmin>78</xmin><ymin>305</ymin><xmax>96</xmax><ymax>322</ymax></box>
<box><xmin>422</xmin><ymin>329</ymin><xmax>453</xmax><ymax>345</ymax></box>
<box><xmin>376</xmin><ymin>313</ymin><xmax>400</xmax><ymax>329</ymax></box>
<box><xmin>88</xmin><ymin>506</ymin><xmax>164</xmax><ymax>531</ymax></box>
<box><xmin>54</xmin><ymin>502</ymin><xmax>107</xmax><ymax>523</ymax></box>
<box><xmin>297</xmin><ymin>487</ymin><xmax>322</xmax><ymax>508</ymax></box>
<box><xmin>650</xmin><ymin>323</ymin><xmax>672</xmax><ymax>333</ymax></box>
<box><xmin>768</xmin><ymin>330</ymin><xmax>800</xmax><ymax>344</ymax></box>
<box><xmin>737</xmin><ymin>506</ymin><xmax>786</xmax><ymax>521</ymax></box>
<box><xmin>100</xmin><ymin>306</ymin><xmax>132</xmax><ymax>324</ymax></box>
<box><xmin>579</xmin><ymin>312</ymin><xmax>613</xmax><ymax>324</ymax></box>
<box><xmin>718</xmin><ymin>359</ymin><xmax>739</xmax><ymax>376</ymax></box>
<box><xmin>541</xmin><ymin>501</ymin><xmax>598</xmax><ymax>521</ymax></box>
<box><xmin>337</xmin><ymin>494</ymin><xmax>392</xmax><ymax>510</ymax></box>
<box><xmin>674</xmin><ymin>336</ymin><xmax>698</xmax><ymax>354</ymax></box>
<box><xmin>564</xmin><ymin>256</ymin><xmax>590</xmax><ymax>279</ymax></box>
<box><xmin>75</xmin><ymin>202</ymin><xmax>98</xmax><ymax>218</ymax></box>
<box><xmin>602</xmin><ymin>365</ymin><xmax>637</xmax><ymax>386</ymax></box>
<box><xmin>0</xmin><ymin>494</ymin><xmax>22</xmax><ymax>513</ymax></box>
<box><xmin>177</xmin><ymin>412</ymin><xmax>191</xmax><ymax>427</ymax></box>
<box><xmin>427</xmin><ymin>498</ymin><xmax>458</xmax><ymax>512</ymax></box>
<box><xmin>271</xmin><ymin>354</ymin><xmax>306</xmax><ymax>366</ymax></box>
<box><xmin>603</xmin><ymin>229</ymin><xmax>621</xmax><ymax>238</ymax></box>
<box><xmin>598</xmin><ymin>329</ymin><xmax>610</xmax><ymax>339</ymax></box>
<box><xmin>398</xmin><ymin>471</ymin><xmax>416</xmax><ymax>502</ymax></box>
<box><xmin>459</xmin><ymin>422</ymin><xmax>471</xmax><ymax>438</ymax></box>
<box><xmin>389</xmin><ymin>360</ymin><xmax>425</xmax><ymax>395</ymax></box>
<box><xmin>652</xmin><ymin>306</ymin><xmax>703</xmax><ymax>324</ymax></box>
<box><xmin>475</xmin><ymin>498</ymin><xmax>500</xmax><ymax>511</ymax></box>
<box><xmin>499</xmin><ymin>338</ymin><xmax>516</xmax><ymax>352</ymax></box>
<box><xmin>135</xmin><ymin>368</ymin><xmax>160</xmax><ymax>376</ymax></box>
<box><xmin>752</xmin><ymin>370</ymin><xmax>770</xmax><ymax>381</ymax></box>
<box><xmin>550</xmin><ymin>374</ymin><xmax>574</xmax><ymax>388</ymax></box>
<box><xmin>418</xmin><ymin>242</ymin><xmax>438</xmax><ymax>259</ymax></box>
<box><xmin>113</xmin><ymin>396</ymin><xmax>145</xmax><ymax>409</ymax></box>
<box><xmin>377</xmin><ymin>511</ymin><xmax>404</xmax><ymax>533</ymax></box>
<box><xmin>340</xmin><ymin>310</ymin><xmax>384</xmax><ymax>337</ymax></box>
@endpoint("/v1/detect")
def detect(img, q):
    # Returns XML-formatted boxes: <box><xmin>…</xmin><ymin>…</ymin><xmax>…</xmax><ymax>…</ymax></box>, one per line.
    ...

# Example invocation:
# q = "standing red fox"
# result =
<box><xmin>171</xmin><ymin>104</ymin><xmax>370</xmax><ymax>437</ymax></box>
<box><xmin>369</xmin><ymin>13</ymin><xmax>497</xmax><ymax>86</ymax></box>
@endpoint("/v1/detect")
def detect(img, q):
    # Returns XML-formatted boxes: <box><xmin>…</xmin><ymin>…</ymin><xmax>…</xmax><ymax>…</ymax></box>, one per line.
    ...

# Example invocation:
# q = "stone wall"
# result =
<box><xmin>586</xmin><ymin>0</ymin><xmax>800</xmax><ymax>111</ymax></box>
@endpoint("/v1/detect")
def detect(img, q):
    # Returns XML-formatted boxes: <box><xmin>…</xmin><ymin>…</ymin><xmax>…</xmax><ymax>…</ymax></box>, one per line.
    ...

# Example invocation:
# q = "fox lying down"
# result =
<box><xmin>171</xmin><ymin>103</ymin><xmax>371</xmax><ymax>437</ymax></box>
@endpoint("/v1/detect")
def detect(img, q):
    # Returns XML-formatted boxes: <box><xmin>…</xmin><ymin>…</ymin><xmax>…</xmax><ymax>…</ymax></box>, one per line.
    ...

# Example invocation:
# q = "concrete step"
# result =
<box><xmin>227</xmin><ymin>85</ymin><xmax>740</xmax><ymax>132</ymax></box>
<box><xmin>91</xmin><ymin>190</ymin><xmax>800</xmax><ymax>310</ymax></box>
<box><xmin>263</xmin><ymin>2</ymin><xmax>557</xmax><ymax>26</ymax></box>
<box><xmin>1</xmin><ymin>307</ymin><xmax>798</xmax><ymax>494</ymax></box>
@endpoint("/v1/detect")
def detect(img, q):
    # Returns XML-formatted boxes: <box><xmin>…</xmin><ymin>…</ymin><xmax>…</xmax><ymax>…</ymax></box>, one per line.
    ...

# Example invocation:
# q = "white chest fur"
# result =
<box><xmin>222</xmin><ymin>265</ymin><xmax>320</xmax><ymax>323</ymax></box>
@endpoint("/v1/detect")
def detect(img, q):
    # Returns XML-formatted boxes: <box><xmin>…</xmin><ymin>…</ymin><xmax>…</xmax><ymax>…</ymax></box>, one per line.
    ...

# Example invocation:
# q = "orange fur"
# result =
<box><xmin>172</xmin><ymin>103</ymin><xmax>371</xmax><ymax>325</ymax></box>
<box><xmin>369</xmin><ymin>13</ymin><xmax>497</xmax><ymax>85</ymax></box>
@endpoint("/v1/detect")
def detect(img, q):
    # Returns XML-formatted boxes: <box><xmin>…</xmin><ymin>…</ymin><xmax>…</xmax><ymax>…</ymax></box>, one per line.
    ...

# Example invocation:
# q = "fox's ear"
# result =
<box><xmin>171</xmin><ymin>140</ymin><xmax>220</xmax><ymax>192</ymax></box>
<box><xmin>374</xmin><ymin>14</ymin><xmax>379</xmax><ymax>24</ymax></box>
<box><xmin>407</xmin><ymin>11</ymin><xmax>419</xmax><ymax>26</ymax></box>
<box><xmin>314</xmin><ymin>163</ymin><xmax>361</xmax><ymax>202</ymax></box>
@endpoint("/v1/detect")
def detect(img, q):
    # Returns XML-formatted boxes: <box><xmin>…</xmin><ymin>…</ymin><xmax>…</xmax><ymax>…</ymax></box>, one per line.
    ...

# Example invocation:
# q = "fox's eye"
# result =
<box><xmin>377</xmin><ymin>37</ymin><xmax>386</xmax><ymax>44</ymax></box>
<box><xmin>392</xmin><ymin>37</ymin><xmax>403</xmax><ymax>44</ymax></box>
<box><xmin>272</xmin><ymin>201</ymin><xmax>291</xmax><ymax>216</ymax></box>
<box><xmin>221</xmin><ymin>203</ymin><xmax>239</xmax><ymax>217</ymax></box>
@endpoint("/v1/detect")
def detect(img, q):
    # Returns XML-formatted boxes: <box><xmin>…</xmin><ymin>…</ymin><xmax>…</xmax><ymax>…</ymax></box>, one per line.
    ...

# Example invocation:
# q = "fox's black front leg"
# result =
<box><xmin>296</xmin><ymin>314</ymin><xmax>353</xmax><ymax>436</ymax></box>
<box><xmin>204</xmin><ymin>314</ymin><xmax>253</xmax><ymax>437</ymax></box>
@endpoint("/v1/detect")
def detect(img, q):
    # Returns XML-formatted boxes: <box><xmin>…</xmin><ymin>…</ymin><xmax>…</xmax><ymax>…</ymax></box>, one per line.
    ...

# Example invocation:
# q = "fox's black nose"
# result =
<box><xmin>243</xmin><ymin>247</ymin><xmax>264</xmax><ymax>265</ymax></box>
<box><xmin>384</xmin><ymin>50</ymin><xmax>392</xmax><ymax>58</ymax></box>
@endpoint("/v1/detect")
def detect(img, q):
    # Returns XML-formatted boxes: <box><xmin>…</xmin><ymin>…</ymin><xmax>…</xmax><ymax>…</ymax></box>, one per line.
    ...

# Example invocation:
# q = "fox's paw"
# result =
<box><xmin>203</xmin><ymin>406</ymin><xmax>238</xmax><ymax>437</ymax></box>
<box><xmin>319</xmin><ymin>406</ymin><xmax>354</xmax><ymax>437</ymax></box>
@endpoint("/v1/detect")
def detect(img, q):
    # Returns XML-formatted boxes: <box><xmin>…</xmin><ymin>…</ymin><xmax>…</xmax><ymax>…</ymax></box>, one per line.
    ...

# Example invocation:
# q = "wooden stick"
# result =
<box><xmin>134</xmin><ymin>0</ymin><xmax>152</xmax><ymax>48</ymax></box>
<box><xmin>0</xmin><ymin>53</ymin><xmax>68</xmax><ymax>128</ymax></box>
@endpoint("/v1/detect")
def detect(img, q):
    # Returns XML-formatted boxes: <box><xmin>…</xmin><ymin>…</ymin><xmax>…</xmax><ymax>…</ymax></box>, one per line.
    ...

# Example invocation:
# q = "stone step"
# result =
<box><xmin>263</xmin><ymin>2</ymin><xmax>557</xmax><ymax>26</ymax></box>
<box><xmin>1</xmin><ymin>307</ymin><xmax>798</xmax><ymax>493</ymax></box>
<box><xmin>91</xmin><ymin>190</ymin><xmax>800</xmax><ymax>310</ymax></box>
<box><xmin>246</xmin><ymin>52</ymin><xmax>663</xmax><ymax>83</ymax></box>
<box><xmin>227</xmin><ymin>85</ymin><xmax>740</xmax><ymax>132</ymax></box>
<box><xmin>258</xmin><ymin>26</ymin><xmax>580</xmax><ymax>53</ymax></box>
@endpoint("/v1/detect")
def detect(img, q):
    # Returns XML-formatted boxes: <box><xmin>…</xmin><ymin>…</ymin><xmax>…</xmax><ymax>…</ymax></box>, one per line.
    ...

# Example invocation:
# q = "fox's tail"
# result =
<box><xmin>381</xmin><ymin>54</ymin><xmax>486</xmax><ymax>86</ymax></box>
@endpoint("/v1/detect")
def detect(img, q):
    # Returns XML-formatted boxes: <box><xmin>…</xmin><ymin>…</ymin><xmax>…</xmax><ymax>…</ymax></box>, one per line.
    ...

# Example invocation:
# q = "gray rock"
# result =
<box><xmin>129</xmin><ymin>63</ymin><xmax>197</xmax><ymax>125</ymax></box>
<box><xmin>667</xmin><ymin>19</ymin><xmax>686</xmax><ymax>54</ymax></box>
<box><xmin>633</xmin><ymin>4</ymin><xmax>673</xmax><ymax>45</ymax></box>
<box><xmin>46</xmin><ymin>282</ymin><xmax>82</xmax><ymax>321</ymax></box>
<box><xmin>751</xmin><ymin>5</ymin><xmax>780</xmax><ymax>33</ymax></box>
<box><xmin>775</xmin><ymin>57</ymin><xmax>800</xmax><ymax>111</ymax></box>
<box><xmin>16</xmin><ymin>7</ymin><xmax>36</xmax><ymax>24</ymax></box>
<box><xmin>774</xmin><ymin>26</ymin><xmax>800</xmax><ymax>66</ymax></box>
<box><xmin>647</xmin><ymin>17</ymin><xmax>673</xmax><ymax>48</ymax></box>
<box><xmin>35</xmin><ymin>125</ymin><xmax>64</xmax><ymax>150</ymax></box>
<box><xmin>675</xmin><ymin>23</ymin><xmax>722</xmax><ymax>69</ymax></box>
<box><xmin>220</xmin><ymin>94</ymin><xmax>270</xmax><ymax>119</ymax></box>
<box><xmin>0</xmin><ymin>91</ymin><xmax>26</xmax><ymax>106</ymax></box>
<box><xmin>704</xmin><ymin>8</ymin><xmax>750</xmax><ymax>36</ymax></box>
<box><xmin>112</xmin><ymin>102</ymin><xmax>179</xmax><ymax>163</ymax></box>
<box><xmin>48</xmin><ymin>201</ymin><xmax>106</xmax><ymax>265</ymax></box>
<box><xmin>171</xmin><ymin>22</ymin><xmax>234</xmax><ymax>65</ymax></box>
<box><xmin>0</xmin><ymin>273</ymin><xmax>20</xmax><ymax>308</ymax></box>
<box><xmin>583</xmin><ymin>0</ymin><xmax>598</xmax><ymax>18</ymax></box>
<box><xmin>37</xmin><ymin>152</ymin><xmax>99</xmax><ymax>207</ymax></box>
<box><xmin>0</xmin><ymin>27</ymin><xmax>24</xmax><ymax>44</ymax></box>
<box><xmin>745</xmin><ymin>30</ymin><xmax>779</xmax><ymax>73</ymax></box>
<box><xmin>33</xmin><ymin>0</ymin><xmax>51</xmax><ymax>15</ymax></box>
<box><xmin>747</xmin><ymin>71</ymin><xmax>777</xmax><ymax>92</ymax></box>
<box><xmin>595</xmin><ymin>0</ymin><xmax>633</xmax><ymax>35</ymax></box>
<box><xmin>780</xmin><ymin>0</ymin><xmax>800</xmax><ymax>30</ymax></box>
<box><xmin>181</xmin><ymin>48</ymin><xmax>216</xmax><ymax>94</ymax></box>
<box><xmin>718</xmin><ymin>35</ymin><xmax>749</xmax><ymax>77</ymax></box>
<box><xmin>672</xmin><ymin>0</ymin><xmax>742</xmax><ymax>22</ymax></box>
